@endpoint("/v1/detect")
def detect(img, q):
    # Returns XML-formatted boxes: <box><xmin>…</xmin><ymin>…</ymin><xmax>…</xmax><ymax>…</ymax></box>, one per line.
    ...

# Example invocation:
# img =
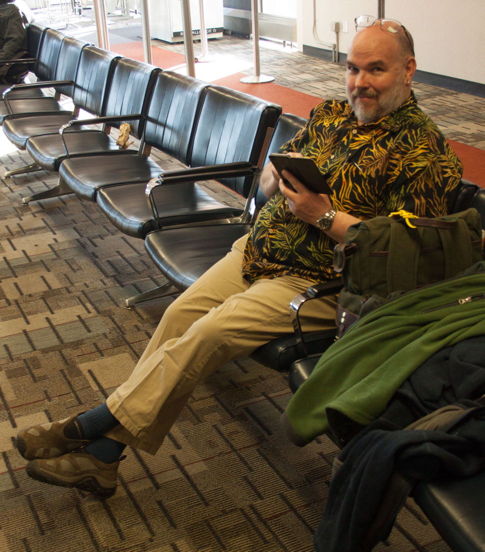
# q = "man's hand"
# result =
<box><xmin>279</xmin><ymin>169</ymin><xmax>362</xmax><ymax>242</ymax></box>
<box><xmin>278</xmin><ymin>169</ymin><xmax>332</xmax><ymax>225</ymax></box>
<box><xmin>259</xmin><ymin>152</ymin><xmax>303</xmax><ymax>199</ymax></box>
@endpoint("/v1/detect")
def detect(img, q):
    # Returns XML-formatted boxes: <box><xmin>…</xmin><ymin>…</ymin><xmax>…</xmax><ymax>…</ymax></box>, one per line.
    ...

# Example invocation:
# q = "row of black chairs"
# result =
<box><xmin>2</xmin><ymin>23</ymin><xmax>485</xmax><ymax>552</ymax></box>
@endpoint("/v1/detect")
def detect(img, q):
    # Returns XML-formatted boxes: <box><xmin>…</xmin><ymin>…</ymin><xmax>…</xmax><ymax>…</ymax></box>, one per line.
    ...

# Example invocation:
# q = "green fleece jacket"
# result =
<box><xmin>285</xmin><ymin>262</ymin><xmax>485</xmax><ymax>445</ymax></box>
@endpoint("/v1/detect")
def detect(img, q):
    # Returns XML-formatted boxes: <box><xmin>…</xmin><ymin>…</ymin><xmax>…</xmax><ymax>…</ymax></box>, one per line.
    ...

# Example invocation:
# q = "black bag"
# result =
<box><xmin>333</xmin><ymin>208</ymin><xmax>483</xmax><ymax>337</ymax></box>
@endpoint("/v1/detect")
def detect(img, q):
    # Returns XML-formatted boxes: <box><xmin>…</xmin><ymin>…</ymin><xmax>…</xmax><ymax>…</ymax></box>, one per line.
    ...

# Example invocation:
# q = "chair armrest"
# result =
<box><xmin>290</xmin><ymin>278</ymin><xmax>343</xmax><ymax>356</ymax></box>
<box><xmin>59</xmin><ymin>113</ymin><xmax>143</xmax><ymax>134</ymax></box>
<box><xmin>146</xmin><ymin>162</ymin><xmax>255</xmax><ymax>191</ymax></box>
<box><xmin>3</xmin><ymin>79</ymin><xmax>75</xmax><ymax>114</ymax></box>
<box><xmin>58</xmin><ymin>114</ymin><xmax>143</xmax><ymax>159</ymax></box>
<box><xmin>3</xmin><ymin>79</ymin><xmax>74</xmax><ymax>98</ymax></box>
<box><xmin>0</xmin><ymin>57</ymin><xmax>36</xmax><ymax>66</ymax></box>
<box><xmin>144</xmin><ymin>162</ymin><xmax>259</xmax><ymax>229</ymax></box>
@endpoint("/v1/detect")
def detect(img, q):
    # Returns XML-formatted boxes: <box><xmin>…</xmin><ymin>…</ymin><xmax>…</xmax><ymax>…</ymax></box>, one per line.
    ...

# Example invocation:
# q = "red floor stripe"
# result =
<box><xmin>111</xmin><ymin>41</ymin><xmax>185</xmax><ymax>68</ymax></box>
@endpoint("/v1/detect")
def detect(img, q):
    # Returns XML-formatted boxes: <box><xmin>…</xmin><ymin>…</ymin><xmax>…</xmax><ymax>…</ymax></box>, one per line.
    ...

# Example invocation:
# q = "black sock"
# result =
<box><xmin>76</xmin><ymin>404</ymin><xmax>119</xmax><ymax>440</ymax></box>
<box><xmin>85</xmin><ymin>437</ymin><xmax>126</xmax><ymax>463</ymax></box>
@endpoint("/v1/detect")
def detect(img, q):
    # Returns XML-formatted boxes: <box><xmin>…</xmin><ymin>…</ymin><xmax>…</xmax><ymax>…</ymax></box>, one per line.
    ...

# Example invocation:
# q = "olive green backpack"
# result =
<box><xmin>333</xmin><ymin>208</ymin><xmax>484</xmax><ymax>337</ymax></box>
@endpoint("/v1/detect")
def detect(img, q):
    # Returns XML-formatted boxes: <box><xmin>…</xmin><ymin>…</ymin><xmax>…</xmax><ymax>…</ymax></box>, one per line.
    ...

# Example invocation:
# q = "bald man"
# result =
<box><xmin>17</xmin><ymin>19</ymin><xmax>463</xmax><ymax>499</ymax></box>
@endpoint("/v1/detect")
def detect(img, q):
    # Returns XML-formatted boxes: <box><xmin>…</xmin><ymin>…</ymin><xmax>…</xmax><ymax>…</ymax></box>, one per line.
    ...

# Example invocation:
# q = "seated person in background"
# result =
<box><xmin>0</xmin><ymin>0</ymin><xmax>28</xmax><ymax>84</ymax></box>
<box><xmin>16</xmin><ymin>17</ymin><xmax>463</xmax><ymax>499</ymax></box>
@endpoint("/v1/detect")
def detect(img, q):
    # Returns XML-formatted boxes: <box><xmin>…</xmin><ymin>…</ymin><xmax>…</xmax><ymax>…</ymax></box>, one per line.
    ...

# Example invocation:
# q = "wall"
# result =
<box><xmin>299</xmin><ymin>0</ymin><xmax>485</xmax><ymax>85</ymax></box>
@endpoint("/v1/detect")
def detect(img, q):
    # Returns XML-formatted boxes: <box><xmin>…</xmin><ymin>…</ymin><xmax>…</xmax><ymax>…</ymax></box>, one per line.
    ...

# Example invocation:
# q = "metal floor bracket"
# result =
<box><xmin>22</xmin><ymin>180</ymin><xmax>73</xmax><ymax>204</ymax></box>
<box><xmin>5</xmin><ymin>162</ymin><xmax>42</xmax><ymax>178</ymax></box>
<box><xmin>124</xmin><ymin>282</ymin><xmax>178</xmax><ymax>308</ymax></box>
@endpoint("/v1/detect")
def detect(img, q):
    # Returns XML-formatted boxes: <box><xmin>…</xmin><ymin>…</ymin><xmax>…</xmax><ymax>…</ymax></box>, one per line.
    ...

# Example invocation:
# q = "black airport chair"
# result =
<box><xmin>57</xmin><ymin>70</ymin><xmax>209</xmax><ymax>202</ymax></box>
<box><xmin>94</xmin><ymin>85</ymin><xmax>280</xmax><ymax>241</ymax></box>
<box><xmin>3</xmin><ymin>46</ymin><xmax>120</xmax><ymax>197</ymax></box>
<box><xmin>1</xmin><ymin>35</ymin><xmax>87</xmax><ymax>124</ymax></box>
<box><xmin>133</xmin><ymin>113</ymin><xmax>305</xmax><ymax>308</ymax></box>
<box><xmin>23</xmin><ymin>58</ymin><xmax>160</xmax><ymax>179</ymax></box>
<box><xmin>0</xmin><ymin>23</ymin><xmax>49</xmax><ymax>99</ymax></box>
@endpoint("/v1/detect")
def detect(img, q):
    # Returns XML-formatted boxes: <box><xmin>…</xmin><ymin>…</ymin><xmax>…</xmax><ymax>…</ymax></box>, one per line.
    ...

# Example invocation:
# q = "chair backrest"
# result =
<box><xmin>101</xmin><ymin>57</ymin><xmax>160</xmax><ymax>139</ymax></box>
<box><xmin>188</xmin><ymin>85</ymin><xmax>281</xmax><ymax>197</ymax></box>
<box><xmin>71</xmin><ymin>46</ymin><xmax>120</xmax><ymax>115</ymax></box>
<box><xmin>143</xmin><ymin>70</ymin><xmax>208</xmax><ymax>163</ymax></box>
<box><xmin>26</xmin><ymin>23</ymin><xmax>46</xmax><ymax>58</ymax></box>
<box><xmin>263</xmin><ymin>113</ymin><xmax>307</xmax><ymax>163</ymax></box>
<box><xmin>255</xmin><ymin>113</ymin><xmax>307</xmax><ymax>210</ymax></box>
<box><xmin>472</xmin><ymin>189</ymin><xmax>485</xmax><ymax>229</ymax></box>
<box><xmin>35</xmin><ymin>28</ymin><xmax>64</xmax><ymax>82</ymax></box>
<box><xmin>52</xmin><ymin>36</ymin><xmax>88</xmax><ymax>97</ymax></box>
<box><xmin>452</xmin><ymin>180</ymin><xmax>485</xmax><ymax>229</ymax></box>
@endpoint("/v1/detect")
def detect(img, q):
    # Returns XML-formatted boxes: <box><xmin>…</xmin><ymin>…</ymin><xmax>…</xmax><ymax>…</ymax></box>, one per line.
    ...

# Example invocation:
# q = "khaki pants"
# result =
<box><xmin>106</xmin><ymin>235</ymin><xmax>337</xmax><ymax>454</ymax></box>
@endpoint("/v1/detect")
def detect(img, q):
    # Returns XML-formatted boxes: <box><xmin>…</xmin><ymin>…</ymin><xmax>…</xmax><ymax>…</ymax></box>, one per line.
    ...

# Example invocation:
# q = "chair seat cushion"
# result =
<box><xmin>2</xmin><ymin>111</ymin><xmax>73</xmax><ymax>148</ymax></box>
<box><xmin>0</xmin><ymin>97</ymin><xmax>62</xmax><ymax>124</ymax></box>
<box><xmin>145</xmin><ymin>223</ymin><xmax>251</xmax><ymax>288</ymax></box>
<box><xmin>59</xmin><ymin>153</ymin><xmax>161</xmax><ymax>201</ymax></box>
<box><xmin>26</xmin><ymin>130</ymin><xmax>135</xmax><ymax>171</ymax></box>
<box><xmin>97</xmin><ymin>181</ymin><xmax>244</xmax><ymax>239</ymax></box>
<box><xmin>413</xmin><ymin>471</ymin><xmax>485</xmax><ymax>552</ymax></box>
<box><xmin>254</xmin><ymin>333</ymin><xmax>336</xmax><ymax>373</ymax></box>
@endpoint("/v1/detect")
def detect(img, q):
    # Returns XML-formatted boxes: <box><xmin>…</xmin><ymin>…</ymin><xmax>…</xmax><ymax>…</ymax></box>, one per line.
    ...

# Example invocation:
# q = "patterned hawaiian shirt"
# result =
<box><xmin>242</xmin><ymin>94</ymin><xmax>463</xmax><ymax>283</ymax></box>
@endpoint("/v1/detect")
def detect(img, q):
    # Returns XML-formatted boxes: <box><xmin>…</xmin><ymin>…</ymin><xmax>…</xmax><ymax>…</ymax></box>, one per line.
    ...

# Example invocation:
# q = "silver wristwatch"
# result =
<box><xmin>315</xmin><ymin>208</ymin><xmax>337</xmax><ymax>231</ymax></box>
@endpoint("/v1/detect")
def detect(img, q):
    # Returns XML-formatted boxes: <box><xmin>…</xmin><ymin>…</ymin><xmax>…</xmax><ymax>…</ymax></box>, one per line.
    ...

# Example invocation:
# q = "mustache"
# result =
<box><xmin>351</xmin><ymin>90</ymin><xmax>378</xmax><ymax>100</ymax></box>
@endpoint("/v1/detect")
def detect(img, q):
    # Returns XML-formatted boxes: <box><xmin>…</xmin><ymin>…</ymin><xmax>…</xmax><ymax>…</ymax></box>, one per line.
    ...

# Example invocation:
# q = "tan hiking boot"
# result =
<box><xmin>16</xmin><ymin>414</ymin><xmax>89</xmax><ymax>460</ymax></box>
<box><xmin>26</xmin><ymin>451</ymin><xmax>120</xmax><ymax>499</ymax></box>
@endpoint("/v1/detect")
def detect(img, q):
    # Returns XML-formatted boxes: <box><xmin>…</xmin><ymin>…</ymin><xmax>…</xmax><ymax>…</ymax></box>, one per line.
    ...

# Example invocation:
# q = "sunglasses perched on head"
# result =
<box><xmin>354</xmin><ymin>15</ymin><xmax>415</xmax><ymax>57</ymax></box>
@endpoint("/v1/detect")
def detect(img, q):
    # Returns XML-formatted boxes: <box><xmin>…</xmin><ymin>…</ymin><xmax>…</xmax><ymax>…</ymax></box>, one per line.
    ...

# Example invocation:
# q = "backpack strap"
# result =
<box><xmin>386</xmin><ymin>220</ymin><xmax>420</xmax><ymax>293</ymax></box>
<box><xmin>436</xmin><ymin>217</ymin><xmax>475</xmax><ymax>278</ymax></box>
<box><xmin>413</xmin><ymin>218</ymin><xmax>455</xmax><ymax>229</ymax></box>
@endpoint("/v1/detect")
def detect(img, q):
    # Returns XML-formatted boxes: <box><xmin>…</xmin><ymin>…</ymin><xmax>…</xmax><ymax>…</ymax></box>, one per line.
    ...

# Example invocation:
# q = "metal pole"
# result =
<box><xmin>181</xmin><ymin>0</ymin><xmax>196</xmax><ymax>77</ymax></box>
<box><xmin>93</xmin><ymin>0</ymin><xmax>110</xmax><ymax>50</ymax></box>
<box><xmin>240</xmin><ymin>0</ymin><xmax>274</xmax><ymax>83</ymax></box>
<box><xmin>378</xmin><ymin>0</ymin><xmax>385</xmax><ymax>19</ymax></box>
<box><xmin>197</xmin><ymin>0</ymin><xmax>209</xmax><ymax>60</ymax></box>
<box><xmin>141</xmin><ymin>0</ymin><xmax>152</xmax><ymax>64</ymax></box>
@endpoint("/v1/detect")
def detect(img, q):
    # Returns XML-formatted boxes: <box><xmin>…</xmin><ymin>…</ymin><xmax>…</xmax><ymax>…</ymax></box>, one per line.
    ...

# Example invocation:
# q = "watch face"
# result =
<box><xmin>317</xmin><ymin>209</ymin><xmax>336</xmax><ymax>230</ymax></box>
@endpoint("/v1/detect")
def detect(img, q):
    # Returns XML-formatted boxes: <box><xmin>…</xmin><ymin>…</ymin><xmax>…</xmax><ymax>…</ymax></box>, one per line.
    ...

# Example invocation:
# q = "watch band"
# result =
<box><xmin>315</xmin><ymin>208</ymin><xmax>337</xmax><ymax>231</ymax></box>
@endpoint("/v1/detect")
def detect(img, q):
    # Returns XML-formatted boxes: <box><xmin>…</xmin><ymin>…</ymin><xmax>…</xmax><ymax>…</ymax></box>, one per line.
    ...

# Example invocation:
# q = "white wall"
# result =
<box><xmin>299</xmin><ymin>0</ymin><xmax>485</xmax><ymax>85</ymax></box>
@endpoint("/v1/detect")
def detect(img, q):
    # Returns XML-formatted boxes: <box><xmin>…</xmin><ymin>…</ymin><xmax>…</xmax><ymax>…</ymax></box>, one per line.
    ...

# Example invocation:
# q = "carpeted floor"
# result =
<box><xmin>0</xmin><ymin>140</ymin><xmax>453</xmax><ymax>552</ymax></box>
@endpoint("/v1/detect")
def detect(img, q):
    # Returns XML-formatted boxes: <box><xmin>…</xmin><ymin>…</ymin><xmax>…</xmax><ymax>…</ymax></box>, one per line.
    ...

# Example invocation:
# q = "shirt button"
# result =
<box><xmin>352</xmin><ymin>129</ymin><xmax>357</xmax><ymax>134</ymax></box>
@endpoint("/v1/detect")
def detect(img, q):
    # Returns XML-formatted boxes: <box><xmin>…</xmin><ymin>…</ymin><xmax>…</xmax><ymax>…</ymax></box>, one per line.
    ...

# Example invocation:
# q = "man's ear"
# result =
<box><xmin>405</xmin><ymin>57</ymin><xmax>417</xmax><ymax>84</ymax></box>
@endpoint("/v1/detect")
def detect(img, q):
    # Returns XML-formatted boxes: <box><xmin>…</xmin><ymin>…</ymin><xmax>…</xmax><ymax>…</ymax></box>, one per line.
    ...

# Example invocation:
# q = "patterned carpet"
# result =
<box><xmin>0</xmin><ymin>137</ymin><xmax>454</xmax><ymax>551</ymax></box>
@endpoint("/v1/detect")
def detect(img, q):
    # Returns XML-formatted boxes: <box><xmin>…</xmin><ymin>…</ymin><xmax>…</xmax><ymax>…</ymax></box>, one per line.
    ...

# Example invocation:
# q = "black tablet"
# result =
<box><xmin>269</xmin><ymin>153</ymin><xmax>332</xmax><ymax>195</ymax></box>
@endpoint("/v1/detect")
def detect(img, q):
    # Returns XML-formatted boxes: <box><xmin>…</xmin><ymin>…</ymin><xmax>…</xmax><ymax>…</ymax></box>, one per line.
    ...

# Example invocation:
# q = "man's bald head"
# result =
<box><xmin>349</xmin><ymin>25</ymin><xmax>414</xmax><ymax>63</ymax></box>
<box><xmin>346</xmin><ymin>24</ymin><xmax>416</xmax><ymax>124</ymax></box>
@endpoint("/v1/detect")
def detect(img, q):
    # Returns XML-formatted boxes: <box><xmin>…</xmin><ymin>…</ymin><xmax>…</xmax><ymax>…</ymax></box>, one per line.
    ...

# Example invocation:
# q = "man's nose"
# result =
<box><xmin>355</xmin><ymin>71</ymin><xmax>369</xmax><ymax>89</ymax></box>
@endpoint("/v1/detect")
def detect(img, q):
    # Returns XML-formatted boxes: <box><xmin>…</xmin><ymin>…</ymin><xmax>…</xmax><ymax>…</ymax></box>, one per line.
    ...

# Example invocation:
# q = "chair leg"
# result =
<box><xmin>22</xmin><ymin>180</ymin><xmax>73</xmax><ymax>204</ymax></box>
<box><xmin>5</xmin><ymin>162</ymin><xmax>42</xmax><ymax>178</ymax></box>
<box><xmin>124</xmin><ymin>282</ymin><xmax>178</xmax><ymax>308</ymax></box>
